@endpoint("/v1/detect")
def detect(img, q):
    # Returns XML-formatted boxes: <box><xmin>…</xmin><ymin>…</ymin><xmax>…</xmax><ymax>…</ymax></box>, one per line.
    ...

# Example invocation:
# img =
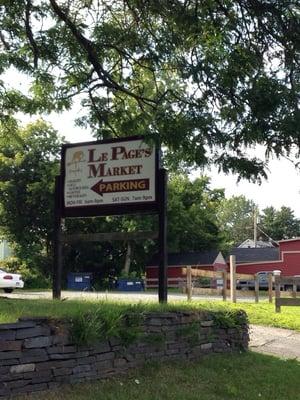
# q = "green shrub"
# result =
<box><xmin>69</xmin><ymin>310</ymin><xmax>107</xmax><ymax>345</ymax></box>
<box><xmin>195</xmin><ymin>277</ymin><xmax>211</xmax><ymax>288</ymax></box>
<box><xmin>119</xmin><ymin>271</ymin><xmax>143</xmax><ymax>279</ymax></box>
<box><xmin>69</xmin><ymin>304</ymin><xmax>145</xmax><ymax>346</ymax></box>
<box><xmin>0</xmin><ymin>257</ymin><xmax>22</xmax><ymax>272</ymax></box>
<box><xmin>212</xmin><ymin>309</ymin><xmax>248</xmax><ymax>329</ymax></box>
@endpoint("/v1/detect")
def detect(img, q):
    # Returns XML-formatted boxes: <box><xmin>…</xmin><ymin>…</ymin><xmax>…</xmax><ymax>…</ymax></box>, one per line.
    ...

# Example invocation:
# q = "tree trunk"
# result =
<box><xmin>123</xmin><ymin>241</ymin><xmax>132</xmax><ymax>275</ymax></box>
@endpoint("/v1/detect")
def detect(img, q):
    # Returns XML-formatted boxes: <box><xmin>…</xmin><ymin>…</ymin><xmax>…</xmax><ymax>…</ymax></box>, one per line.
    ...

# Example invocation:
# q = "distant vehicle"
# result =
<box><xmin>0</xmin><ymin>269</ymin><xmax>24</xmax><ymax>293</ymax></box>
<box><xmin>236</xmin><ymin>271</ymin><xmax>300</xmax><ymax>291</ymax></box>
<box><xmin>281</xmin><ymin>275</ymin><xmax>300</xmax><ymax>291</ymax></box>
<box><xmin>236</xmin><ymin>271</ymin><xmax>270</xmax><ymax>290</ymax></box>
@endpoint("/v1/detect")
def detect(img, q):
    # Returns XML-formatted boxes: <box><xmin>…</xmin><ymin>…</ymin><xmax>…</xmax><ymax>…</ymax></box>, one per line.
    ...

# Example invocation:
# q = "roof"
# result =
<box><xmin>146</xmin><ymin>250</ymin><xmax>220</xmax><ymax>267</ymax></box>
<box><xmin>278</xmin><ymin>238</ymin><xmax>300</xmax><ymax>243</ymax></box>
<box><xmin>229</xmin><ymin>247</ymin><xmax>280</xmax><ymax>264</ymax></box>
<box><xmin>237</xmin><ymin>239</ymin><xmax>276</xmax><ymax>248</ymax></box>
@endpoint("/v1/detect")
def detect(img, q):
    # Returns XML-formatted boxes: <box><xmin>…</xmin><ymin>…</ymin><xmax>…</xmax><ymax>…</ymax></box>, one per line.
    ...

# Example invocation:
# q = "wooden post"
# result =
<box><xmin>268</xmin><ymin>272</ymin><xmax>273</xmax><ymax>303</ymax></box>
<box><xmin>292</xmin><ymin>279</ymin><xmax>297</xmax><ymax>299</ymax></box>
<box><xmin>187</xmin><ymin>266</ymin><xmax>192</xmax><ymax>301</ymax></box>
<box><xmin>158</xmin><ymin>169</ymin><xmax>168</xmax><ymax>303</ymax></box>
<box><xmin>53</xmin><ymin>175</ymin><xmax>63</xmax><ymax>300</ymax></box>
<box><xmin>222</xmin><ymin>271</ymin><xmax>227</xmax><ymax>301</ymax></box>
<box><xmin>230</xmin><ymin>255</ymin><xmax>236</xmax><ymax>303</ymax></box>
<box><xmin>274</xmin><ymin>271</ymin><xmax>281</xmax><ymax>313</ymax></box>
<box><xmin>254</xmin><ymin>273</ymin><xmax>259</xmax><ymax>303</ymax></box>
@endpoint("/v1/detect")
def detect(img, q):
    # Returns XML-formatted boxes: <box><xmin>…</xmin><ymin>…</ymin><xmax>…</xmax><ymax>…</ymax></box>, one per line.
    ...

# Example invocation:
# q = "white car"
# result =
<box><xmin>0</xmin><ymin>269</ymin><xmax>24</xmax><ymax>293</ymax></box>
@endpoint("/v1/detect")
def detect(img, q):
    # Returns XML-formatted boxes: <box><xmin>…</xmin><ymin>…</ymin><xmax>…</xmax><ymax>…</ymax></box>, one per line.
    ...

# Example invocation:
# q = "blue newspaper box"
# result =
<box><xmin>67</xmin><ymin>272</ymin><xmax>93</xmax><ymax>291</ymax></box>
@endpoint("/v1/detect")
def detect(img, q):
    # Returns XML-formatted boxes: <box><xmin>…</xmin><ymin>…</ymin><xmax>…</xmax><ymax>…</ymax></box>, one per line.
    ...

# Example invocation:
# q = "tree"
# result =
<box><xmin>62</xmin><ymin>202</ymin><xmax>157</xmax><ymax>279</ymax></box>
<box><xmin>0</xmin><ymin>123</ymin><xmax>224</xmax><ymax>282</ymax></box>
<box><xmin>167</xmin><ymin>175</ymin><xmax>224</xmax><ymax>252</ymax></box>
<box><xmin>0</xmin><ymin>1</ymin><xmax>299</xmax><ymax>179</ymax></box>
<box><xmin>259</xmin><ymin>206</ymin><xmax>300</xmax><ymax>240</ymax></box>
<box><xmin>216</xmin><ymin>195</ymin><xmax>257</xmax><ymax>247</ymax></box>
<box><xmin>0</xmin><ymin>120</ymin><xmax>62</xmax><ymax>274</ymax></box>
<box><xmin>63</xmin><ymin>174</ymin><xmax>225</xmax><ymax>281</ymax></box>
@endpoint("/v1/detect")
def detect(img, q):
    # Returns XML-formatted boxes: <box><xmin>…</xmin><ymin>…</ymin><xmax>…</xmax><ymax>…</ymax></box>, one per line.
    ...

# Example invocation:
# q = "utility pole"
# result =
<box><xmin>253</xmin><ymin>207</ymin><xmax>258</xmax><ymax>248</ymax></box>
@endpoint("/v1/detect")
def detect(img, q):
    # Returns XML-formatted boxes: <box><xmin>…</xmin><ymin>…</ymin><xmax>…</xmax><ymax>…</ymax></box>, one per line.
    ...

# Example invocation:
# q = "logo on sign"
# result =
<box><xmin>67</xmin><ymin>150</ymin><xmax>86</xmax><ymax>176</ymax></box>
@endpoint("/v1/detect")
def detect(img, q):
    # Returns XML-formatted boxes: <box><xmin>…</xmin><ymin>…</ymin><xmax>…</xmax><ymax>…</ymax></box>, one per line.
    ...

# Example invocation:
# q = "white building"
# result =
<box><xmin>0</xmin><ymin>240</ymin><xmax>12</xmax><ymax>260</ymax></box>
<box><xmin>238</xmin><ymin>239</ymin><xmax>276</xmax><ymax>248</ymax></box>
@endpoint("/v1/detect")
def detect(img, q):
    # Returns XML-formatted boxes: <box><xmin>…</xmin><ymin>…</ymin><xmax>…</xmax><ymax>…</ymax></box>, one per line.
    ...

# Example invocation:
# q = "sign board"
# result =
<box><xmin>61</xmin><ymin>136</ymin><xmax>158</xmax><ymax>217</ymax></box>
<box><xmin>216</xmin><ymin>279</ymin><xmax>224</xmax><ymax>288</ymax></box>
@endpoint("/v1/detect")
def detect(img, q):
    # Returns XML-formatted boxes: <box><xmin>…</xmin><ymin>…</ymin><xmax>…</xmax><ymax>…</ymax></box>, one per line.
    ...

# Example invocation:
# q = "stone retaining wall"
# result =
<box><xmin>0</xmin><ymin>311</ymin><xmax>248</xmax><ymax>398</ymax></box>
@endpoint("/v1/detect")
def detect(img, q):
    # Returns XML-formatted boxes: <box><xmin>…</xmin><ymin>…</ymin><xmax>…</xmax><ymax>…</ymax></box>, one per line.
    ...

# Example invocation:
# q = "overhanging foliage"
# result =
<box><xmin>0</xmin><ymin>0</ymin><xmax>299</xmax><ymax>178</ymax></box>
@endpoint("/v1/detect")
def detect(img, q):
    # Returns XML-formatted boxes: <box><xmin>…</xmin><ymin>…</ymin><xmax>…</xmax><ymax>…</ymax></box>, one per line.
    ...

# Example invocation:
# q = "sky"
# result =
<box><xmin>41</xmin><ymin>108</ymin><xmax>300</xmax><ymax>217</ymax></box>
<box><xmin>207</xmin><ymin>159</ymin><xmax>300</xmax><ymax>215</ymax></box>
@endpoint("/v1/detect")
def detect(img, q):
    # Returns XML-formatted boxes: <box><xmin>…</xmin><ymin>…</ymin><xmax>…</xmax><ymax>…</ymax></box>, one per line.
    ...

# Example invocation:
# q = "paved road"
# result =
<box><xmin>249</xmin><ymin>325</ymin><xmax>300</xmax><ymax>360</ymax></box>
<box><xmin>0</xmin><ymin>289</ymin><xmax>258</xmax><ymax>302</ymax></box>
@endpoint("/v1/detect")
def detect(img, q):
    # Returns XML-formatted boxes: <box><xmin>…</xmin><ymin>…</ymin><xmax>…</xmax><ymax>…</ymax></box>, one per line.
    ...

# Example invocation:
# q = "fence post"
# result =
<box><xmin>268</xmin><ymin>272</ymin><xmax>273</xmax><ymax>303</ymax></box>
<box><xmin>222</xmin><ymin>271</ymin><xmax>227</xmax><ymax>301</ymax></box>
<box><xmin>254</xmin><ymin>273</ymin><xmax>259</xmax><ymax>303</ymax></box>
<box><xmin>230</xmin><ymin>255</ymin><xmax>236</xmax><ymax>303</ymax></box>
<box><xmin>186</xmin><ymin>266</ymin><xmax>192</xmax><ymax>301</ymax></box>
<box><xmin>274</xmin><ymin>270</ymin><xmax>281</xmax><ymax>313</ymax></box>
<box><xmin>292</xmin><ymin>279</ymin><xmax>297</xmax><ymax>299</ymax></box>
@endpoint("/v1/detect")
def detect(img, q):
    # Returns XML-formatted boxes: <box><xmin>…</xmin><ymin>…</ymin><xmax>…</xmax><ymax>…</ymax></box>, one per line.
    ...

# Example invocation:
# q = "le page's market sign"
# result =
<box><xmin>61</xmin><ymin>136</ymin><xmax>159</xmax><ymax>217</ymax></box>
<box><xmin>54</xmin><ymin>136</ymin><xmax>167</xmax><ymax>303</ymax></box>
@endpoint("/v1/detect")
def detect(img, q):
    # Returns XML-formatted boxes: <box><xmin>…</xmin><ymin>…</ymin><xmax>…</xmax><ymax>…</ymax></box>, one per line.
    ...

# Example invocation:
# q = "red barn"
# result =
<box><xmin>145</xmin><ymin>239</ymin><xmax>300</xmax><ymax>289</ymax></box>
<box><xmin>234</xmin><ymin>238</ymin><xmax>300</xmax><ymax>276</ymax></box>
<box><xmin>145</xmin><ymin>250</ymin><xmax>221</xmax><ymax>288</ymax></box>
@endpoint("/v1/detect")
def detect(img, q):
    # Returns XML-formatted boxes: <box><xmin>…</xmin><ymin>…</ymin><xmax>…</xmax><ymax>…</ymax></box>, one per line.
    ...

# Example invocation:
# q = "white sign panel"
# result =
<box><xmin>63</xmin><ymin>138</ymin><xmax>156</xmax><ymax>209</ymax></box>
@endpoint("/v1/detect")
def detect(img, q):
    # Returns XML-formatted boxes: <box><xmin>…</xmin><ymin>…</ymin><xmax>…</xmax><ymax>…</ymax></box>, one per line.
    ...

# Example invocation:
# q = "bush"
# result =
<box><xmin>0</xmin><ymin>257</ymin><xmax>21</xmax><ymax>272</ymax></box>
<box><xmin>194</xmin><ymin>277</ymin><xmax>211</xmax><ymax>288</ymax></box>
<box><xmin>119</xmin><ymin>271</ymin><xmax>143</xmax><ymax>279</ymax></box>
<box><xmin>69</xmin><ymin>305</ymin><xmax>144</xmax><ymax>346</ymax></box>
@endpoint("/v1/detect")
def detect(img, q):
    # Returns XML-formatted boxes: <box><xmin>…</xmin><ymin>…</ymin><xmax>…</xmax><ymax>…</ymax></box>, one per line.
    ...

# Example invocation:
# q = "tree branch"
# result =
<box><xmin>0</xmin><ymin>32</ymin><xmax>10</xmax><ymax>50</ymax></box>
<box><xmin>25</xmin><ymin>0</ymin><xmax>39</xmax><ymax>68</ymax></box>
<box><xmin>49</xmin><ymin>0</ymin><xmax>158</xmax><ymax>108</ymax></box>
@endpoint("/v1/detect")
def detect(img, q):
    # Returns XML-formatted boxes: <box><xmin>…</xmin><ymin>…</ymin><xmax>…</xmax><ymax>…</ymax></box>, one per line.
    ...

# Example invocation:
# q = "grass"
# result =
<box><xmin>0</xmin><ymin>298</ymin><xmax>246</xmax><ymax>345</ymax></box>
<box><xmin>16</xmin><ymin>352</ymin><xmax>300</xmax><ymax>400</ymax></box>
<box><xmin>0</xmin><ymin>298</ymin><xmax>246</xmax><ymax>325</ymax></box>
<box><xmin>2</xmin><ymin>299</ymin><xmax>300</xmax><ymax>398</ymax></box>
<box><xmin>214</xmin><ymin>301</ymin><xmax>300</xmax><ymax>331</ymax></box>
<box><xmin>1</xmin><ymin>297</ymin><xmax>300</xmax><ymax>331</ymax></box>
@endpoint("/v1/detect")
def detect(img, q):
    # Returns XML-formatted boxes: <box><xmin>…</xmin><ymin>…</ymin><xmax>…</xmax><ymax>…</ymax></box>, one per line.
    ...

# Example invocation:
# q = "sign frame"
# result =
<box><xmin>60</xmin><ymin>135</ymin><xmax>160</xmax><ymax>218</ymax></box>
<box><xmin>53</xmin><ymin>135</ymin><xmax>168</xmax><ymax>304</ymax></box>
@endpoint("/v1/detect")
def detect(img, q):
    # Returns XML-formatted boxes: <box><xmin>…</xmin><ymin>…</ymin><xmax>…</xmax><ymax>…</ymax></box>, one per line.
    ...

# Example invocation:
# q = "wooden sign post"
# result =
<box><xmin>230</xmin><ymin>255</ymin><xmax>236</xmax><ymax>303</ymax></box>
<box><xmin>186</xmin><ymin>266</ymin><xmax>192</xmax><ymax>301</ymax></box>
<box><xmin>158</xmin><ymin>169</ymin><xmax>168</xmax><ymax>303</ymax></box>
<box><xmin>53</xmin><ymin>136</ymin><xmax>168</xmax><ymax>303</ymax></box>
<box><xmin>52</xmin><ymin>175</ymin><xmax>63</xmax><ymax>300</ymax></box>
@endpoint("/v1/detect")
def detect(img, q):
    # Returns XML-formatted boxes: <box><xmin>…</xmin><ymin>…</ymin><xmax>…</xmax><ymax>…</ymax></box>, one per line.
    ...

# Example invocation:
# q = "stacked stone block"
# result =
<box><xmin>0</xmin><ymin>311</ymin><xmax>248</xmax><ymax>398</ymax></box>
